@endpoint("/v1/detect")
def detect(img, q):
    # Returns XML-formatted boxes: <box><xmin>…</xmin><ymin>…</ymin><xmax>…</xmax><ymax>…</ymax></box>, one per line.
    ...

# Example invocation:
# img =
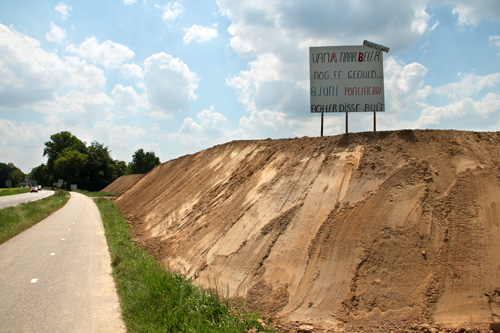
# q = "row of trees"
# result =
<box><xmin>4</xmin><ymin>131</ymin><xmax>161</xmax><ymax>191</ymax></box>
<box><xmin>0</xmin><ymin>163</ymin><xmax>26</xmax><ymax>188</ymax></box>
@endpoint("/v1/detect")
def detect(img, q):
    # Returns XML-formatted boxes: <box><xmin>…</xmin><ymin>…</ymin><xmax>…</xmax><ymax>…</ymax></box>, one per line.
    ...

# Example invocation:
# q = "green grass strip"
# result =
<box><xmin>0</xmin><ymin>188</ymin><xmax>30</xmax><ymax>196</ymax></box>
<box><xmin>0</xmin><ymin>191</ymin><xmax>69</xmax><ymax>245</ymax></box>
<box><xmin>95</xmin><ymin>198</ymin><xmax>271</xmax><ymax>333</ymax></box>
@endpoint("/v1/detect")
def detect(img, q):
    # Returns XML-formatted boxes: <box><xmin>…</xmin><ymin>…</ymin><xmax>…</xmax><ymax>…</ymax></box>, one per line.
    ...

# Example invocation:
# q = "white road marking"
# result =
<box><xmin>30</xmin><ymin>279</ymin><xmax>38</xmax><ymax>283</ymax></box>
<box><xmin>61</xmin><ymin>238</ymin><xmax>65</xmax><ymax>241</ymax></box>
<box><xmin>50</xmin><ymin>253</ymin><xmax>56</xmax><ymax>256</ymax></box>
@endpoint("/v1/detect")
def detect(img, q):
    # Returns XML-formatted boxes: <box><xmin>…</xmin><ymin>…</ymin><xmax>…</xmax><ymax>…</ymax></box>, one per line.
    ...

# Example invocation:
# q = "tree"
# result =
<box><xmin>114</xmin><ymin>160</ymin><xmax>128</xmax><ymax>177</ymax></box>
<box><xmin>41</xmin><ymin>131</ymin><xmax>131</xmax><ymax>190</ymax></box>
<box><xmin>0</xmin><ymin>162</ymin><xmax>25</xmax><ymax>188</ymax></box>
<box><xmin>44</xmin><ymin>131</ymin><xmax>87</xmax><ymax>172</ymax></box>
<box><xmin>129</xmin><ymin>149</ymin><xmax>161</xmax><ymax>174</ymax></box>
<box><xmin>53</xmin><ymin>149</ymin><xmax>88</xmax><ymax>187</ymax></box>
<box><xmin>30</xmin><ymin>164</ymin><xmax>50</xmax><ymax>187</ymax></box>
<box><xmin>10</xmin><ymin>169</ymin><xmax>25</xmax><ymax>187</ymax></box>
<box><xmin>83</xmin><ymin>141</ymin><xmax>125</xmax><ymax>191</ymax></box>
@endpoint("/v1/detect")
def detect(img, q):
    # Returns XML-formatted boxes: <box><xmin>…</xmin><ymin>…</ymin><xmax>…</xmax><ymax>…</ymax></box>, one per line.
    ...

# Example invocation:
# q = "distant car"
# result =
<box><xmin>30</xmin><ymin>186</ymin><xmax>38</xmax><ymax>193</ymax></box>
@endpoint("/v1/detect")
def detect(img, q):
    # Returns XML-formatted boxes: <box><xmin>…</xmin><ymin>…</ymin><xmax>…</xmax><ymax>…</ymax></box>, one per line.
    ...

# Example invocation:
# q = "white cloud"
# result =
<box><xmin>143</xmin><ymin>52</ymin><xmax>199</xmax><ymax>116</ymax></box>
<box><xmin>384</xmin><ymin>57</ymin><xmax>432</xmax><ymax>113</ymax></box>
<box><xmin>159</xmin><ymin>1</ymin><xmax>184</xmax><ymax>22</ymax></box>
<box><xmin>490</xmin><ymin>35</ymin><xmax>500</xmax><ymax>55</ymax></box>
<box><xmin>237</xmin><ymin>109</ymin><xmax>288</xmax><ymax>138</ymax></box>
<box><xmin>120</xmin><ymin>63</ymin><xmax>144</xmax><ymax>81</ymax></box>
<box><xmin>62</xmin><ymin>56</ymin><xmax>106</xmax><ymax>93</ymax></box>
<box><xmin>66</xmin><ymin>37</ymin><xmax>135</xmax><ymax>68</ymax></box>
<box><xmin>418</xmin><ymin>93</ymin><xmax>500</xmax><ymax>128</ymax></box>
<box><xmin>46</xmin><ymin>22</ymin><xmax>66</xmax><ymax>43</ymax></box>
<box><xmin>55</xmin><ymin>2</ymin><xmax>72</xmax><ymax>20</ymax></box>
<box><xmin>446</xmin><ymin>0</ymin><xmax>500</xmax><ymax>26</ymax></box>
<box><xmin>219</xmin><ymin>0</ymin><xmax>437</xmax><ymax>58</ymax></box>
<box><xmin>91</xmin><ymin>121</ymin><xmax>148</xmax><ymax>162</ymax></box>
<box><xmin>180</xmin><ymin>106</ymin><xmax>228</xmax><ymax>135</ymax></box>
<box><xmin>34</xmin><ymin>90</ymin><xmax>114</xmax><ymax>128</ymax></box>
<box><xmin>111</xmin><ymin>84</ymin><xmax>145</xmax><ymax>116</ymax></box>
<box><xmin>0</xmin><ymin>119</ymin><xmax>52</xmax><ymax>172</ymax></box>
<box><xmin>163</xmin><ymin>106</ymin><xmax>232</xmax><ymax>155</ymax></box>
<box><xmin>226</xmin><ymin>53</ymin><xmax>308</xmax><ymax>117</ymax></box>
<box><xmin>0</xmin><ymin>24</ymin><xmax>105</xmax><ymax>109</ymax></box>
<box><xmin>183</xmin><ymin>24</ymin><xmax>218</xmax><ymax>44</ymax></box>
<box><xmin>436</xmin><ymin>72</ymin><xmax>500</xmax><ymax>100</ymax></box>
<box><xmin>123</xmin><ymin>0</ymin><xmax>137</xmax><ymax>4</ymax></box>
<box><xmin>452</xmin><ymin>5</ymin><xmax>478</xmax><ymax>26</ymax></box>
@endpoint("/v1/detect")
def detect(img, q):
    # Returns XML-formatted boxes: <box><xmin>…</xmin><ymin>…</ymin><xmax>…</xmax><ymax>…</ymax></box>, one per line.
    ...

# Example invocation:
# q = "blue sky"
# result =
<box><xmin>1</xmin><ymin>0</ymin><xmax>499</xmax><ymax>172</ymax></box>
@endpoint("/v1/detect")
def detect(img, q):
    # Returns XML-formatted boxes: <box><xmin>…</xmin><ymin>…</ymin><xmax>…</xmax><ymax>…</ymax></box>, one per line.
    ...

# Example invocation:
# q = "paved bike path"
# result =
<box><xmin>0</xmin><ymin>192</ymin><xmax>125</xmax><ymax>332</ymax></box>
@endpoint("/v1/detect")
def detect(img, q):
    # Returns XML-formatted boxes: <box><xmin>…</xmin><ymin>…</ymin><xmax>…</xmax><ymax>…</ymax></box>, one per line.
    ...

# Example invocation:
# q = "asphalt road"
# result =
<box><xmin>0</xmin><ymin>191</ymin><xmax>126</xmax><ymax>332</ymax></box>
<box><xmin>0</xmin><ymin>190</ymin><xmax>54</xmax><ymax>210</ymax></box>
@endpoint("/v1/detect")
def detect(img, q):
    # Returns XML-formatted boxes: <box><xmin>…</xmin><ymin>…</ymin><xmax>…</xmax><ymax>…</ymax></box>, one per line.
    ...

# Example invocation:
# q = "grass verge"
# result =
<box><xmin>0</xmin><ymin>191</ymin><xmax>69</xmax><ymax>245</ymax></box>
<box><xmin>0</xmin><ymin>188</ymin><xmax>30</xmax><ymax>196</ymax></box>
<box><xmin>95</xmin><ymin>198</ymin><xmax>271</xmax><ymax>333</ymax></box>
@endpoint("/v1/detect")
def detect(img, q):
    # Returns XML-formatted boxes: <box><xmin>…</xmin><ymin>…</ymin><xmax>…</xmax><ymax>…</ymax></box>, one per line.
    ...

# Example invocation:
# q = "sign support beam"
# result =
<box><xmin>320</xmin><ymin>111</ymin><xmax>324</xmax><ymax>137</ymax></box>
<box><xmin>346</xmin><ymin>112</ymin><xmax>349</xmax><ymax>134</ymax></box>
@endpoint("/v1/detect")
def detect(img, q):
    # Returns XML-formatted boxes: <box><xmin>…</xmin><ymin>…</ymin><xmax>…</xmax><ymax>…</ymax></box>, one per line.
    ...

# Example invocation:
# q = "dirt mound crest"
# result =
<box><xmin>102</xmin><ymin>174</ymin><xmax>143</xmax><ymax>195</ymax></box>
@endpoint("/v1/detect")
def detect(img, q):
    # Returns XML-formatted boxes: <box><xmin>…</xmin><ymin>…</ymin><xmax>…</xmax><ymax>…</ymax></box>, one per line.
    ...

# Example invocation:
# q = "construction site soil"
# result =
<box><xmin>102</xmin><ymin>174</ymin><xmax>144</xmax><ymax>195</ymax></box>
<box><xmin>114</xmin><ymin>130</ymin><xmax>500</xmax><ymax>332</ymax></box>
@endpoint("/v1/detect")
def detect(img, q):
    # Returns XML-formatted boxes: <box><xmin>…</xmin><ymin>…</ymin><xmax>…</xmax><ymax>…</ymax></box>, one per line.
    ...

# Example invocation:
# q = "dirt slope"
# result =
<box><xmin>115</xmin><ymin>130</ymin><xmax>500</xmax><ymax>332</ymax></box>
<box><xmin>101</xmin><ymin>174</ymin><xmax>143</xmax><ymax>195</ymax></box>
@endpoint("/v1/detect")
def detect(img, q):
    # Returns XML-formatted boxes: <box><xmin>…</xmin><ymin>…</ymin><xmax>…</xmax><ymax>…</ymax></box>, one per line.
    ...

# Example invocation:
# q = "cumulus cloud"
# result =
<box><xmin>0</xmin><ymin>119</ymin><xmax>52</xmax><ymax>172</ymax></box>
<box><xmin>91</xmin><ymin>121</ymin><xmax>148</xmax><ymax>161</ymax></box>
<box><xmin>384</xmin><ymin>57</ymin><xmax>432</xmax><ymax>113</ymax></box>
<box><xmin>490</xmin><ymin>35</ymin><xmax>500</xmax><ymax>55</ymax></box>
<box><xmin>163</xmin><ymin>106</ymin><xmax>232</xmax><ymax>155</ymax></box>
<box><xmin>66</xmin><ymin>37</ymin><xmax>135</xmax><ymax>68</ymax></box>
<box><xmin>143</xmin><ymin>52</ymin><xmax>199</xmax><ymax>117</ymax></box>
<box><xmin>45</xmin><ymin>22</ymin><xmax>66</xmax><ymax>43</ymax></box>
<box><xmin>0</xmin><ymin>24</ymin><xmax>105</xmax><ymax>109</ymax></box>
<box><xmin>180</xmin><ymin>106</ymin><xmax>229</xmax><ymax>136</ymax></box>
<box><xmin>120</xmin><ymin>63</ymin><xmax>144</xmax><ymax>81</ymax></box>
<box><xmin>34</xmin><ymin>90</ymin><xmax>114</xmax><ymax>128</ymax></box>
<box><xmin>111</xmin><ymin>84</ymin><xmax>145</xmax><ymax>116</ymax></box>
<box><xmin>436</xmin><ymin>72</ymin><xmax>500</xmax><ymax>100</ymax></box>
<box><xmin>183</xmin><ymin>24</ymin><xmax>218</xmax><ymax>44</ymax></box>
<box><xmin>238</xmin><ymin>109</ymin><xmax>288</xmax><ymax>138</ymax></box>
<box><xmin>55</xmin><ymin>2</ymin><xmax>72</xmax><ymax>20</ymax></box>
<box><xmin>418</xmin><ymin>93</ymin><xmax>500</xmax><ymax>128</ymax></box>
<box><xmin>158</xmin><ymin>1</ymin><xmax>184</xmax><ymax>22</ymax></box>
<box><xmin>443</xmin><ymin>0</ymin><xmax>500</xmax><ymax>26</ymax></box>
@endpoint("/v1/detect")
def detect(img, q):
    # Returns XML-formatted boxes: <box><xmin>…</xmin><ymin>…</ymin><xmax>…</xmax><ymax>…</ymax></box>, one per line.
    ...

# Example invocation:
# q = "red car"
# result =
<box><xmin>30</xmin><ymin>186</ymin><xmax>38</xmax><ymax>193</ymax></box>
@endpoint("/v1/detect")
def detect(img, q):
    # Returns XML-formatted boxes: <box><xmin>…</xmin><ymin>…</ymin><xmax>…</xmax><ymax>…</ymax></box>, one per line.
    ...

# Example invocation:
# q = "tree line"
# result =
<box><xmin>1</xmin><ymin>131</ymin><xmax>161</xmax><ymax>191</ymax></box>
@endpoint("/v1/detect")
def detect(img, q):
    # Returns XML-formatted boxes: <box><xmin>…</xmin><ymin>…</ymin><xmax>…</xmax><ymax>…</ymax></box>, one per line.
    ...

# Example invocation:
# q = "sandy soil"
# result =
<box><xmin>115</xmin><ymin>130</ymin><xmax>500</xmax><ymax>332</ymax></box>
<box><xmin>102</xmin><ymin>174</ymin><xmax>143</xmax><ymax>195</ymax></box>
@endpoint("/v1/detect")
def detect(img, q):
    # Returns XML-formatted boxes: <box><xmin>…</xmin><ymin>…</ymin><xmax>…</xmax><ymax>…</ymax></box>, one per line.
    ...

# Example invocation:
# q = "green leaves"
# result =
<box><xmin>129</xmin><ymin>148</ymin><xmax>161</xmax><ymax>174</ymax></box>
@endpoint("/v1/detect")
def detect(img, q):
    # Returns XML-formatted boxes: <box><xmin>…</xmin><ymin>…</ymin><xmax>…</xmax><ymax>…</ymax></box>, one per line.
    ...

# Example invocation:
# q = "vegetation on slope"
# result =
<box><xmin>95</xmin><ymin>198</ymin><xmax>271</xmax><ymax>333</ymax></box>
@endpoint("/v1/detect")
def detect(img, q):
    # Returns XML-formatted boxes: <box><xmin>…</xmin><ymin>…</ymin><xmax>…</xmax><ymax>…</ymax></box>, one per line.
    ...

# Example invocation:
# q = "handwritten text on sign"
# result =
<box><xmin>309</xmin><ymin>45</ymin><xmax>384</xmax><ymax>113</ymax></box>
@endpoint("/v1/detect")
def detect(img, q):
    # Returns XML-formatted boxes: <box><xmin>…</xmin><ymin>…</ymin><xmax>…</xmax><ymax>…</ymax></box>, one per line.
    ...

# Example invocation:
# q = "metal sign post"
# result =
<box><xmin>320</xmin><ymin>111</ymin><xmax>324</xmax><ymax>137</ymax></box>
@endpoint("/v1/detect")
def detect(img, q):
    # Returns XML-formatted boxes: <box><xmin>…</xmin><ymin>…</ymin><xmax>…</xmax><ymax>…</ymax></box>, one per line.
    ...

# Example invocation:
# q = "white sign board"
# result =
<box><xmin>310</xmin><ymin>45</ymin><xmax>384</xmax><ymax>113</ymax></box>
